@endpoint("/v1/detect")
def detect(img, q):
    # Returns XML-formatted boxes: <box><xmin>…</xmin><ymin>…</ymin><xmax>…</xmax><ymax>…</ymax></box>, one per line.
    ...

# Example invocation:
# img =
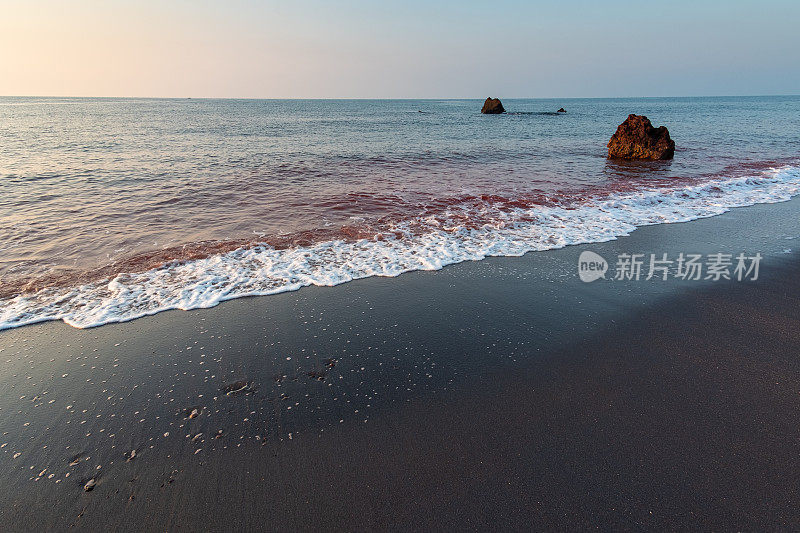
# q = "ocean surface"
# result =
<box><xmin>1</xmin><ymin>96</ymin><xmax>799</xmax><ymax>329</ymax></box>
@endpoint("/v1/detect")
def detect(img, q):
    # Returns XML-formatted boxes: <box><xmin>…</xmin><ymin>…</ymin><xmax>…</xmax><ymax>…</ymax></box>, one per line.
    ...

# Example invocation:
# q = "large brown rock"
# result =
<box><xmin>481</xmin><ymin>97</ymin><xmax>505</xmax><ymax>114</ymax></box>
<box><xmin>607</xmin><ymin>114</ymin><xmax>675</xmax><ymax>160</ymax></box>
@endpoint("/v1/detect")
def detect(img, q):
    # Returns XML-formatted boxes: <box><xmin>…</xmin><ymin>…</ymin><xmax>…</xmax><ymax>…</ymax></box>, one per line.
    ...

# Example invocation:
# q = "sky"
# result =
<box><xmin>1</xmin><ymin>0</ymin><xmax>798</xmax><ymax>98</ymax></box>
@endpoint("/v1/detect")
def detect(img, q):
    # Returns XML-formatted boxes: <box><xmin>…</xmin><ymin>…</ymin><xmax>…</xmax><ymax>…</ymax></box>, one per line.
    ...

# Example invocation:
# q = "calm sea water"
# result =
<box><xmin>1</xmin><ymin>96</ymin><xmax>799</xmax><ymax>328</ymax></box>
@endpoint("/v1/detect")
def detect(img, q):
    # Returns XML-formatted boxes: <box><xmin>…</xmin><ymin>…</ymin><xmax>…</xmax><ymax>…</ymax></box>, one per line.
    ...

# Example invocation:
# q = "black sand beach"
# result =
<box><xmin>1</xmin><ymin>198</ymin><xmax>799</xmax><ymax>531</ymax></box>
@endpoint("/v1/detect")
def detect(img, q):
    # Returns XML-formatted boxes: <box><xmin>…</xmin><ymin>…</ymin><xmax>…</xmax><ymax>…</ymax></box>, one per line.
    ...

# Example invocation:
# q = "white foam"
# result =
<box><xmin>2</xmin><ymin>165</ymin><xmax>800</xmax><ymax>330</ymax></box>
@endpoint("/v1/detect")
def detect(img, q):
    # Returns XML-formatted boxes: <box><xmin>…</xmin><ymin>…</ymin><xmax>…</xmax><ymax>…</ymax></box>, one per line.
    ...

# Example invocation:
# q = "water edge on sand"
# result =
<box><xmin>0</xmin><ymin>197</ymin><xmax>798</xmax><ymax>530</ymax></box>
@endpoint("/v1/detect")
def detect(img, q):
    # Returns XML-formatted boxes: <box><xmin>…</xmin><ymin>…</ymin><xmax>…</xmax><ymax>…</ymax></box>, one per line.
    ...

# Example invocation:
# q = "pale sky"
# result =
<box><xmin>1</xmin><ymin>0</ymin><xmax>798</xmax><ymax>98</ymax></box>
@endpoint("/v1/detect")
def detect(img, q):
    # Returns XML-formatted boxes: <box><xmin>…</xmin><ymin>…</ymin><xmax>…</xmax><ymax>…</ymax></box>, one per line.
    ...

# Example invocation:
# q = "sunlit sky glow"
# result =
<box><xmin>1</xmin><ymin>0</ymin><xmax>798</xmax><ymax>98</ymax></box>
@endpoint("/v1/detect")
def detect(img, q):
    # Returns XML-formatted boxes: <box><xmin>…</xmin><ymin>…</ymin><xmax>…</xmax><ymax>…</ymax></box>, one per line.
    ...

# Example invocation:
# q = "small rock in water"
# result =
<box><xmin>607</xmin><ymin>114</ymin><xmax>675</xmax><ymax>160</ymax></box>
<box><xmin>480</xmin><ymin>97</ymin><xmax>505</xmax><ymax>114</ymax></box>
<box><xmin>557</xmin><ymin>108</ymin><xmax>566</xmax><ymax>113</ymax></box>
<box><xmin>84</xmin><ymin>479</ymin><xmax>96</xmax><ymax>492</ymax></box>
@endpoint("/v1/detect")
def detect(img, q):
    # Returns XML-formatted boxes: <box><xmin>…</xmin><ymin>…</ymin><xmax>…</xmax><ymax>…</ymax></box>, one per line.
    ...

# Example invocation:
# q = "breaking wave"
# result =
<box><xmin>2</xmin><ymin>165</ymin><xmax>799</xmax><ymax>330</ymax></box>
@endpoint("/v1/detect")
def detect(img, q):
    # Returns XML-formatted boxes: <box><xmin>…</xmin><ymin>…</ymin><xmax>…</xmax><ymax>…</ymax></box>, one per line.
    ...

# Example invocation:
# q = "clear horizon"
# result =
<box><xmin>2</xmin><ymin>94</ymin><xmax>799</xmax><ymax>100</ymax></box>
<box><xmin>1</xmin><ymin>0</ymin><xmax>798</xmax><ymax>99</ymax></box>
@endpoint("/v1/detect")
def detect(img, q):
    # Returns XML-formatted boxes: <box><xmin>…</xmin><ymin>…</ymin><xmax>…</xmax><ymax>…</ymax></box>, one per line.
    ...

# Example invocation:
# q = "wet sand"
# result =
<box><xmin>1</xmin><ymin>198</ymin><xmax>799</xmax><ymax>531</ymax></box>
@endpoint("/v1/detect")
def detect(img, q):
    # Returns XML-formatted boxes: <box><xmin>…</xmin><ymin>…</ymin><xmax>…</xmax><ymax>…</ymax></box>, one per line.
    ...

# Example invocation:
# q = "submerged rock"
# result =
<box><xmin>481</xmin><ymin>97</ymin><xmax>505</xmax><ymax>114</ymax></box>
<box><xmin>607</xmin><ymin>114</ymin><xmax>675</xmax><ymax>160</ymax></box>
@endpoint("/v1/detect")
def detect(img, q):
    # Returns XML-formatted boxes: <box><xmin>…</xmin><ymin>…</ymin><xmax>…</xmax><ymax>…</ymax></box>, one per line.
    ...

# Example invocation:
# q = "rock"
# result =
<box><xmin>607</xmin><ymin>114</ymin><xmax>675</xmax><ymax>160</ymax></box>
<box><xmin>557</xmin><ymin>108</ymin><xmax>566</xmax><ymax>113</ymax></box>
<box><xmin>84</xmin><ymin>478</ymin><xmax>96</xmax><ymax>492</ymax></box>
<box><xmin>481</xmin><ymin>97</ymin><xmax>505</xmax><ymax>114</ymax></box>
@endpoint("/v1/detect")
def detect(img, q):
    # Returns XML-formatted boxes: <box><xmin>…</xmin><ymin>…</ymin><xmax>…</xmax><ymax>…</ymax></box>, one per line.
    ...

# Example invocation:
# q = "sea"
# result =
<box><xmin>1</xmin><ymin>96</ymin><xmax>799</xmax><ymax>329</ymax></box>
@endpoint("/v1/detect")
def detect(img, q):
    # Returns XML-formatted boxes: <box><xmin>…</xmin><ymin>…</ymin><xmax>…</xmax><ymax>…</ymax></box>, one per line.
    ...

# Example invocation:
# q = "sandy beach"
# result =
<box><xmin>1</xmin><ymin>196</ymin><xmax>798</xmax><ymax>531</ymax></box>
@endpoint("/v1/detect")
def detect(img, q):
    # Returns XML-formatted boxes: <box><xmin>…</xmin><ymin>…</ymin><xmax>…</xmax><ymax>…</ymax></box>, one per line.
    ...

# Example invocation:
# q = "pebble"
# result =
<box><xmin>222</xmin><ymin>380</ymin><xmax>251</xmax><ymax>395</ymax></box>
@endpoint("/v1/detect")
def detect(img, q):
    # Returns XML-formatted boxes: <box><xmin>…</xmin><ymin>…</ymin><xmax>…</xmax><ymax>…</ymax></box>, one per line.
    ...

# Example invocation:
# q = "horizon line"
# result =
<box><xmin>1</xmin><ymin>93</ymin><xmax>798</xmax><ymax>101</ymax></box>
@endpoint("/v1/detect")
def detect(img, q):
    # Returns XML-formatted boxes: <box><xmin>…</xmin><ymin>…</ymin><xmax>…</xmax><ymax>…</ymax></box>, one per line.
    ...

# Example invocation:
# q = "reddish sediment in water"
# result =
<box><xmin>0</xmin><ymin>163</ymin><xmax>789</xmax><ymax>301</ymax></box>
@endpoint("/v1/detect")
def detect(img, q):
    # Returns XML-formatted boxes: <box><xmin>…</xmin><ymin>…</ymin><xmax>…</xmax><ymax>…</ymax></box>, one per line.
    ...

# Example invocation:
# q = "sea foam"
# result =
<box><xmin>1</xmin><ymin>165</ymin><xmax>799</xmax><ymax>330</ymax></box>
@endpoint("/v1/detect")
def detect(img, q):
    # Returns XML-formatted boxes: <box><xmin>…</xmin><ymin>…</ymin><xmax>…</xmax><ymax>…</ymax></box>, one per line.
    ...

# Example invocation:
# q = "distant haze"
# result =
<box><xmin>1</xmin><ymin>0</ymin><xmax>798</xmax><ymax>98</ymax></box>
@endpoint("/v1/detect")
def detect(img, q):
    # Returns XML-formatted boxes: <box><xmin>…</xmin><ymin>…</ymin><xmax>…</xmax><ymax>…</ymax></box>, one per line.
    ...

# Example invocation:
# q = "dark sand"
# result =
<box><xmin>1</xmin><ymin>198</ymin><xmax>799</xmax><ymax>531</ymax></box>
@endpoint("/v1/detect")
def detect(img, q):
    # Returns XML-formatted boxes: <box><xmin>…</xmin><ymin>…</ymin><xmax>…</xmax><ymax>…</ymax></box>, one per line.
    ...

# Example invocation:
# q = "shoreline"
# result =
<box><xmin>2</xmin><ymin>163</ymin><xmax>799</xmax><ymax>331</ymax></box>
<box><xmin>1</xmin><ymin>197</ymin><xmax>799</xmax><ymax>530</ymax></box>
